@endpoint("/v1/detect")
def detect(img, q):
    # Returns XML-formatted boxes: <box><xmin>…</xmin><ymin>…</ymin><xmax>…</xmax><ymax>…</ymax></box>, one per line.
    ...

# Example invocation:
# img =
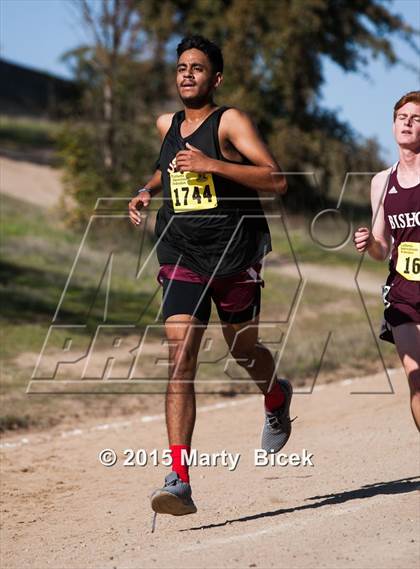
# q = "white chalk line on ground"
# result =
<box><xmin>180</xmin><ymin>490</ymin><xmax>414</xmax><ymax>553</ymax></box>
<box><xmin>0</xmin><ymin>369</ymin><xmax>400</xmax><ymax>451</ymax></box>
<box><xmin>0</xmin><ymin>397</ymin><xmax>255</xmax><ymax>450</ymax></box>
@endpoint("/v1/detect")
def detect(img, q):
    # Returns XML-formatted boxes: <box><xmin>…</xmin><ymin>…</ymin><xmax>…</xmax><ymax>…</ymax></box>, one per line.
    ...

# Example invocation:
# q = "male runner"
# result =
<box><xmin>128</xmin><ymin>35</ymin><xmax>291</xmax><ymax>516</ymax></box>
<box><xmin>354</xmin><ymin>91</ymin><xmax>420</xmax><ymax>430</ymax></box>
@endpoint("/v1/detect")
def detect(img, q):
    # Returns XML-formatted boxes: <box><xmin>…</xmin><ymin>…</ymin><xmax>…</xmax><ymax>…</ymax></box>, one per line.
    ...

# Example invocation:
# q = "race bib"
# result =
<box><xmin>396</xmin><ymin>241</ymin><xmax>420</xmax><ymax>281</ymax></box>
<box><xmin>169</xmin><ymin>171</ymin><xmax>217</xmax><ymax>213</ymax></box>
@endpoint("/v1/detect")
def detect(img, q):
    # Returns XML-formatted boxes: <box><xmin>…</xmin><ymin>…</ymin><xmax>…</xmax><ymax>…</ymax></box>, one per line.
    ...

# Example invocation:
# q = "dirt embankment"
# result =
<box><xmin>0</xmin><ymin>156</ymin><xmax>63</xmax><ymax>208</ymax></box>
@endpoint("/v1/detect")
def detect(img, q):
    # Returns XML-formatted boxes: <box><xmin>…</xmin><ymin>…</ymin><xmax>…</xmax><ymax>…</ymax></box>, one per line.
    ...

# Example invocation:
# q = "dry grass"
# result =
<box><xmin>0</xmin><ymin>194</ymin><xmax>399</xmax><ymax>433</ymax></box>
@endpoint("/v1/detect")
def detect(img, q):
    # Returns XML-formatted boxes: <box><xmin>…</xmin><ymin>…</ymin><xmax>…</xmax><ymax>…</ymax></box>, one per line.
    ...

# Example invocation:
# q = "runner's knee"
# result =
<box><xmin>407</xmin><ymin>368</ymin><xmax>420</xmax><ymax>395</ymax></box>
<box><xmin>169</xmin><ymin>348</ymin><xmax>198</xmax><ymax>380</ymax></box>
<box><xmin>230</xmin><ymin>346</ymin><xmax>256</xmax><ymax>368</ymax></box>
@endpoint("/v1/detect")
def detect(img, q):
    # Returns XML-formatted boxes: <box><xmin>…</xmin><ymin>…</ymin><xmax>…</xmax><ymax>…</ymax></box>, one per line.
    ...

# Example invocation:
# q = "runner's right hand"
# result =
<box><xmin>353</xmin><ymin>227</ymin><xmax>372</xmax><ymax>253</ymax></box>
<box><xmin>128</xmin><ymin>192</ymin><xmax>151</xmax><ymax>226</ymax></box>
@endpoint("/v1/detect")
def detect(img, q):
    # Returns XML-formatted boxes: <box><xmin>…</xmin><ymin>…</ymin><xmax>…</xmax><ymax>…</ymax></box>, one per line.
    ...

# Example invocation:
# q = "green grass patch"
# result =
<box><xmin>0</xmin><ymin>193</ymin><xmax>399</xmax><ymax>433</ymax></box>
<box><xmin>1</xmin><ymin>194</ymin><xmax>161</xmax><ymax>357</ymax></box>
<box><xmin>0</xmin><ymin>115</ymin><xmax>59</xmax><ymax>150</ymax></box>
<box><xmin>270</xmin><ymin>222</ymin><xmax>388</xmax><ymax>274</ymax></box>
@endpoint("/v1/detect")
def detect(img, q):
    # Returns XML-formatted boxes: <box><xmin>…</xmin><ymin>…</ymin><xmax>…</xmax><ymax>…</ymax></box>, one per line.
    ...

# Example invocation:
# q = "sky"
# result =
<box><xmin>1</xmin><ymin>0</ymin><xmax>419</xmax><ymax>162</ymax></box>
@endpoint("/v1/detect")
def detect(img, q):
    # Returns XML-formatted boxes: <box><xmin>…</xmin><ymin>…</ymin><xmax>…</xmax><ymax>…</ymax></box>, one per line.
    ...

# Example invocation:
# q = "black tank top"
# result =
<box><xmin>154</xmin><ymin>106</ymin><xmax>272</xmax><ymax>277</ymax></box>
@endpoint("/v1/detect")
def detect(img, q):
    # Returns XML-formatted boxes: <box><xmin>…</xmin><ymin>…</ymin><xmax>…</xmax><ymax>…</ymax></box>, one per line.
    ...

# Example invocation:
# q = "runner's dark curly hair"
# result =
<box><xmin>177</xmin><ymin>35</ymin><xmax>224</xmax><ymax>74</ymax></box>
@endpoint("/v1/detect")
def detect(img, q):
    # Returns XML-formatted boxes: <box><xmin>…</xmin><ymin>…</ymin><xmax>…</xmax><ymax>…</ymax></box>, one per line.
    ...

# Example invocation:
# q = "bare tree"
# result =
<box><xmin>75</xmin><ymin>0</ymin><xmax>143</xmax><ymax>169</ymax></box>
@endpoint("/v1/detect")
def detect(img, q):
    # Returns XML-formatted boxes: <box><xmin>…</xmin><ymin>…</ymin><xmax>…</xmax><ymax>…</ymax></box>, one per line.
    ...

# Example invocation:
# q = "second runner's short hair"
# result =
<box><xmin>393</xmin><ymin>90</ymin><xmax>420</xmax><ymax>121</ymax></box>
<box><xmin>177</xmin><ymin>35</ymin><xmax>224</xmax><ymax>74</ymax></box>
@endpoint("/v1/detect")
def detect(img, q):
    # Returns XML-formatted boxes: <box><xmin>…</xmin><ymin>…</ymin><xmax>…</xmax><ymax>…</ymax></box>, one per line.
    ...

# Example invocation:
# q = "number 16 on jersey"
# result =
<box><xmin>396</xmin><ymin>241</ymin><xmax>420</xmax><ymax>281</ymax></box>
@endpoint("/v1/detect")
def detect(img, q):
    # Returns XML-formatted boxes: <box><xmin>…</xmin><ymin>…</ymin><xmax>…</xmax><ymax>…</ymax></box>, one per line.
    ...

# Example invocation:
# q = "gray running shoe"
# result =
<box><xmin>261</xmin><ymin>379</ymin><xmax>294</xmax><ymax>453</ymax></box>
<box><xmin>150</xmin><ymin>471</ymin><xmax>197</xmax><ymax>516</ymax></box>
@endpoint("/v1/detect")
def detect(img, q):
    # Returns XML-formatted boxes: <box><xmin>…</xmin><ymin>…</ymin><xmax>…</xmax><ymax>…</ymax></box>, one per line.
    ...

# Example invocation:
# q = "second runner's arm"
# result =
<box><xmin>354</xmin><ymin>169</ymin><xmax>391</xmax><ymax>260</ymax></box>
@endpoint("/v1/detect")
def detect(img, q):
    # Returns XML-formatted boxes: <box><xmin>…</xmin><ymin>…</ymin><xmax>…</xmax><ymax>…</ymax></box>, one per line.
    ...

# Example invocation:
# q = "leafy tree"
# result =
<box><xmin>138</xmin><ymin>0</ymin><xmax>418</xmax><ymax>209</ymax></box>
<box><xmin>58</xmin><ymin>0</ymin><xmax>160</xmax><ymax>224</ymax></box>
<box><xmin>60</xmin><ymin>0</ymin><xmax>418</xmax><ymax>222</ymax></box>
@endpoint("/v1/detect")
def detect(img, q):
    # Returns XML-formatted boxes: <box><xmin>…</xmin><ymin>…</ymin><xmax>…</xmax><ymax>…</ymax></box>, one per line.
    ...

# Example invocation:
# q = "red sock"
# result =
<box><xmin>170</xmin><ymin>445</ymin><xmax>190</xmax><ymax>483</ymax></box>
<box><xmin>264</xmin><ymin>381</ymin><xmax>285</xmax><ymax>412</ymax></box>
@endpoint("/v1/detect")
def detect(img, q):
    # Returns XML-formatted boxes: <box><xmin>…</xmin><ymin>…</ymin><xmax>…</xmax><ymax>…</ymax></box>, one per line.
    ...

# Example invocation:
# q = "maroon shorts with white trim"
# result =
<box><xmin>379</xmin><ymin>272</ymin><xmax>420</xmax><ymax>344</ymax></box>
<box><xmin>157</xmin><ymin>263</ymin><xmax>264</xmax><ymax>325</ymax></box>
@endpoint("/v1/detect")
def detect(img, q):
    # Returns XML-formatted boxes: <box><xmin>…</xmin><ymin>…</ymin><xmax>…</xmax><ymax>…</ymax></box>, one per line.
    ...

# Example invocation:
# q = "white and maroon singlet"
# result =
<box><xmin>380</xmin><ymin>162</ymin><xmax>420</xmax><ymax>342</ymax></box>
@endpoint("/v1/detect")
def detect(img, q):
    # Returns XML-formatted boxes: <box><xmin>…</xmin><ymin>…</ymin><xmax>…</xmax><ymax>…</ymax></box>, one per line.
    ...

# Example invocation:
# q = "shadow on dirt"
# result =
<box><xmin>182</xmin><ymin>475</ymin><xmax>420</xmax><ymax>531</ymax></box>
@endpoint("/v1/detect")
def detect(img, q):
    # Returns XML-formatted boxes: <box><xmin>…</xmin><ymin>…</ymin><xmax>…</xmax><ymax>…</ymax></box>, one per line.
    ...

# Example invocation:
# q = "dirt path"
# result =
<box><xmin>0</xmin><ymin>156</ymin><xmax>63</xmax><ymax>208</ymax></box>
<box><xmin>274</xmin><ymin>262</ymin><xmax>385</xmax><ymax>295</ymax></box>
<box><xmin>1</xmin><ymin>369</ymin><xmax>419</xmax><ymax>569</ymax></box>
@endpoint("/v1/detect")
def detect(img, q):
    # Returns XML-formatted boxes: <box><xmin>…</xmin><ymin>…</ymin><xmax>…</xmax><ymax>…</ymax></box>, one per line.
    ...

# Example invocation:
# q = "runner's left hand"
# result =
<box><xmin>175</xmin><ymin>143</ymin><xmax>214</xmax><ymax>174</ymax></box>
<box><xmin>353</xmin><ymin>227</ymin><xmax>372</xmax><ymax>252</ymax></box>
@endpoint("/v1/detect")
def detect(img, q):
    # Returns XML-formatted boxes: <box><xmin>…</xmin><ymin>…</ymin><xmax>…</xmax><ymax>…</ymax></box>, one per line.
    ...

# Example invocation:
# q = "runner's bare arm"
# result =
<box><xmin>368</xmin><ymin>170</ymin><xmax>392</xmax><ymax>260</ymax></box>
<box><xmin>139</xmin><ymin>169</ymin><xmax>162</xmax><ymax>196</ymax></box>
<box><xmin>156</xmin><ymin>113</ymin><xmax>174</xmax><ymax>141</ymax></box>
<box><xmin>138</xmin><ymin>114</ymin><xmax>175</xmax><ymax>196</ymax></box>
<box><xmin>135</xmin><ymin>113</ymin><xmax>174</xmax><ymax>195</ymax></box>
<box><xmin>175</xmin><ymin>109</ymin><xmax>287</xmax><ymax>194</ymax></box>
<box><xmin>354</xmin><ymin>169</ymin><xmax>391</xmax><ymax>260</ymax></box>
<box><xmin>128</xmin><ymin>114</ymin><xmax>174</xmax><ymax>225</ymax></box>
